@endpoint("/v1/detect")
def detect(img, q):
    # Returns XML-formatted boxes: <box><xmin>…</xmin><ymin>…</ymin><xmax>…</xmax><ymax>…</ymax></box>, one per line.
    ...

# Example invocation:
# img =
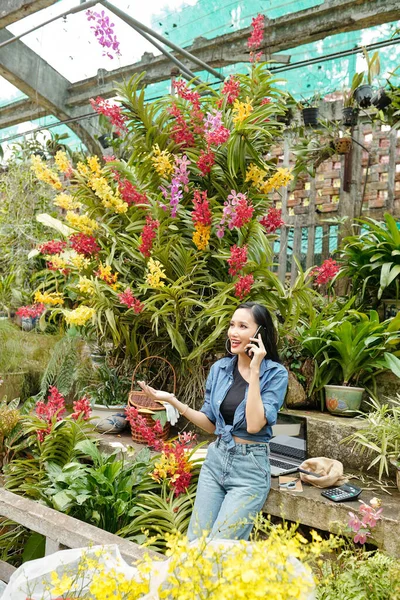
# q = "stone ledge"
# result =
<box><xmin>282</xmin><ymin>409</ymin><xmax>378</xmax><ymax>474</ymax></box>
<box><xmin>265</xmin><ymin>476</ymin><xmax>400</xmax><ymax>558</ymax></box>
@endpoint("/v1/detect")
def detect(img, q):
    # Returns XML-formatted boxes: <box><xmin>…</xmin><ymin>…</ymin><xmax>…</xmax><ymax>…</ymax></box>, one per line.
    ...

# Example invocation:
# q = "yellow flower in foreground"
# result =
<box><xmin>53</xmin><ymin>193</ymin><xmax>82</xmax><ymax>211</ymax></box>
<box><xmin>45</xmin><ymin>254</ymin><xmax>68</xmax><ymax>271</ymax></box>
<box><xmin>54</xmin><ymin>150</ymin><xmax>72</xmax><ymax>174</ymax></box>
<box><xmin>193</xmin><ymin>223</ymin><xmax>211</xmax><ymax>251</ymax></box>
<box><xmin>34</xmin><ymin>291</ymin><xmax>64</xmax><ymax>305</ymax></box>
<box><xmin>88</xmin><ymin>155</ymin><xmax>102</xmax><ymax>175</ymax></box>
<box><xmin>151</xmin><ymin>144</ymin><xmax>174</xmax><ymax>178</ymax></box>
<box><xmin>96</xmin><ymin>262</ymin><xmax>119</xmax><ymax>288</ymax></box>
<box><xmin>65</xmin><ymin>305</ymin><xmax>95</xmax><ymax>326</ymax></box>
<box><xmin>50</xmin><ymin>572</ymin><xmax>73</xmax><ymax>596</ymax></box>
<box><xmin>145</xmin><ymin>258</ymin><xmax>167</xmax><ymax>288</ymax></box>
<box><xmin>259</xmin><ymin>167</ymin><xmax>293</xmax><ymax>194</ymax></box>
<box><xmin>245</xmin><ymin>163</ymin><xmax>267</xmax><ymax>187</ymax></box>
<box><xmin>78</xmin><ymin>276</ymin><xmax>95</xmax><ymax>295</ymax></box>
<box><xmin>89</xmin><ymin>175</ymin><xmax>128</xmax><ymax>213</ymax></box>
<box><xmin>232</xmin><ymin>97</ymin><xmax>253</xmax><ymax>125</ymax></box>
<box><xmin>66</xmin><ymin>211</ymin><xmax>99</xmax><ymax>235</ymax></box>
<box><xmin>71</xmin><ymin>253</ymin><xmax>90</xmax><ymax>271</ymax></box>
<box><xmin>77</xmin><ymin>161</ymin><xmax>90</xmax><ymax>177</ymax></box>
<box><xmin>31</xmin><ymin>155</ymin><xmax>63</xmax><ymax>190</ymax></box>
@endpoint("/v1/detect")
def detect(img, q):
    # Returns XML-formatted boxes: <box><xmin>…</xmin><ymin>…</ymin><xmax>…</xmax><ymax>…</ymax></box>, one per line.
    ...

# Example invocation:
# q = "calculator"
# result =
<box><xmin>321</xmin><ymin>483</ymin><xmax>362</xmax><ymax>502</ymax></box>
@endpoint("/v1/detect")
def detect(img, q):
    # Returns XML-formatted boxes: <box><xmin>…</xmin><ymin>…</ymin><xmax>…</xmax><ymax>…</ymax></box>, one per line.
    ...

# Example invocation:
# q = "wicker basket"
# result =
<box><xmin>128</xmin><ymin>356</ymin><xmax>176</xmax><ymax>444</ymax></box>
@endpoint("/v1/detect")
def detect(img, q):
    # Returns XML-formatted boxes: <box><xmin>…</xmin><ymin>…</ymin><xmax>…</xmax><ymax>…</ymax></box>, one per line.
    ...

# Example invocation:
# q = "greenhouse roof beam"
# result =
<box><xmin>0</xmin><ymin>29</ymin><xmax>101</xmax><ymax>154</ymax></box>
<box><xmin>0</xmin><ymin>0</ymin><xmax>57</xmax><ymax>29</ymax></box>
<box><xmin>65</xmin><ymin>0</ymin><xmax>400</xmax><ymax>108</ymax></box>
<box><xmin>0</xmin><ymin>0</ymin><xmax>399</xmax><ymax>135</ymax></box>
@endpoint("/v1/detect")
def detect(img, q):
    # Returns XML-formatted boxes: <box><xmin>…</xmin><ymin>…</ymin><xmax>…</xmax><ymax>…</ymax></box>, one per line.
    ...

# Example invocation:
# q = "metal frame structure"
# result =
<box><xmin>0</xmin><ymin>0</ymin><xmax>399</xmax><ymax>151</ymax></box>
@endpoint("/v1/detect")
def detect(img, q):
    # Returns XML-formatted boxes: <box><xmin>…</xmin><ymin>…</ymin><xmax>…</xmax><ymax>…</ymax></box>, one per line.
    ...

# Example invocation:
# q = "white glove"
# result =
<box><xmin>165</xmin><ymin>403</ymin><xmax>180</xmax><ymax>426</ymax></box>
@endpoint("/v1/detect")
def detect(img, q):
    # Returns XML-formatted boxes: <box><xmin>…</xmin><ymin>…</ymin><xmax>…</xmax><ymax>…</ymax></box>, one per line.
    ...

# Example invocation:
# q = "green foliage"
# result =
<box><xmin>344</xmin><ymin>395</ymin><xmax>400</xmax><ymax>480</ymax></box>
<box><xmin>82</xmin><ymin>361</ymin><xmax>131</xmax><ymax>407</ymax></box>
<box><xmin>36</xmin><ymin>332</ymin><xmax>93</xmax><ymax>401</ymax></box>
<box><xmin>338</xmin><ymin>213</ymin><xmax>400</xmax><ymax>303</ymax></box>
<box><xmin>0</xmin><ymin>519</ymin><xmax>34</xmax><ymax>568</ymax></box>
<box><xmin>42</xmin><ymin>440</ymin><xmax>156</xmax><ymax>534</ymax></box>
<box><xmin>3</xmin><ymin>413</ymin><xmax>94</xmax><ymax>498</ymax></box>
<box><xmin>301</xmin><ymin>305</ymin><xmax>400</xmax><ymax>391</ymax></box>
<box><xmin>118</xmin><ymin>482</ymin><xmax>198</xmax><ymax>552</ymax></box>
<box><xmin>316</xmin><ymin>550</ymin><xmax>400</xmax><ymax>600</ymax></box>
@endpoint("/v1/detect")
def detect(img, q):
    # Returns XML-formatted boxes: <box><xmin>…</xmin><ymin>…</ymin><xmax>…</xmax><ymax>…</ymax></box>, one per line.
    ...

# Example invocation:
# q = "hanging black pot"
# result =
<box><xmin>371</xmin><ymin>88</ymin><xmax>391</xmax><ymax>110</ymax></box>
<box><xmin>341</xmin><ymin>107</ymin><xmax>358</xmax><ymax>127</ymax></box>
<box><xmin>302</xmin><ymin>107</ymin><xmax>319</xmax><ymax>127</ymax></box>
<box><xmin>354</xmin><ymin>84</ymin><xmax>373</xmax><ymax>108</ymax></box>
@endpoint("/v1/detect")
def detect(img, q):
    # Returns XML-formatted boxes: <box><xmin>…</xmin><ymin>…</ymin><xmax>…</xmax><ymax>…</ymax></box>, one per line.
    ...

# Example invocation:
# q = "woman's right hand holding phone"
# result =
<box><xmin>137</xmin><ymin>381</ymin><xmax>176</xmax><ymax>404</ymax></box>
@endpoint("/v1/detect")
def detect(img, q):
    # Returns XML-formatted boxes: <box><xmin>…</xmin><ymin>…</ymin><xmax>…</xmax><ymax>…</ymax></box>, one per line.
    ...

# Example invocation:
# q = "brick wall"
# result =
<box><xmin>271</xmin><ymin>113</ymin><xmax>400</xmax><ymax>282</ymax></box>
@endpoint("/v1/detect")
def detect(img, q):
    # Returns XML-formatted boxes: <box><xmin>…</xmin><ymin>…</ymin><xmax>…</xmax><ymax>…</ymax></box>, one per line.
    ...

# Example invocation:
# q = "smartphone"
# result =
<box><xmin>245</xmin><ymin>326</ymin><xmax>262</xmax><ymax>357</ymax></box>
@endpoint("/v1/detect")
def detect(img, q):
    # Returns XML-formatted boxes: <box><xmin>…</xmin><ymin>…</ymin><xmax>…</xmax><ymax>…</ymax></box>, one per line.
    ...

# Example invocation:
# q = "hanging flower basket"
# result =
<box><xmin>128</xmin><ymin>356</ymin><xmax>177</xmax><ymax>444</ymax></box>
<box><xmin>334</xmin><ymin>137</ymin><xmax>352</xmax><ymax>155</ymax></box>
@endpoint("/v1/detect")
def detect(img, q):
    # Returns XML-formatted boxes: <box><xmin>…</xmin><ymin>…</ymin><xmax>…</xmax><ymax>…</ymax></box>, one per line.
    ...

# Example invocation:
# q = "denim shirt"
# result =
<box><xmin>200</xmin><ymin>356</ymin><xmax>288</xmax><ymax>448</ymax></box>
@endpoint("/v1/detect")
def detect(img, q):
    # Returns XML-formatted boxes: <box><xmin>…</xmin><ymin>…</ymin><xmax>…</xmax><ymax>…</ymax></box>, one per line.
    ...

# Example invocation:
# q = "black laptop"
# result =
<box><xmin>269</xmin><ymin>413</ymin><xmax>307</xmax><ymax>477</ymax></box>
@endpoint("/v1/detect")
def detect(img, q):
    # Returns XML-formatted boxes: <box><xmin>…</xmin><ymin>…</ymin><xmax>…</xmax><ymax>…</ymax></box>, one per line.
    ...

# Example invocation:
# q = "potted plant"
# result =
<box><xmin>344</xmin><ymin>395</ymin><xmax>400</xmax><ymax>488</ymax></box>
<box><xmin>83</xmin><ymin>363</ymin><xmax>131</xmax><ymax>433</ymax></box>
<box><xmin>353</xmin><ymin>48</ymin><xmax>380</xmax><ymax>108</ymax></box>
<box><xmin>302</xmin><ymin>308</ymin><xmax>400</xmax><ymax>416</ymax></box>
<box><xmin>371</xmin><ymin>87</ymin><xmax>392</xmax><ymax>111</ymax></box>
<box><xmin>338</xmin><ymin>213</ymin><xmax>400</xmax><ymax>305</ymax></box>
<box><xmin>301</xmin><ymin>94</ymin><xmax>320</xmax><ymax>127</ymax></box>
<box><xmin>342</xmin><ymin>72</ymin><xmax>363</xmax><ymax>126</ymax></box>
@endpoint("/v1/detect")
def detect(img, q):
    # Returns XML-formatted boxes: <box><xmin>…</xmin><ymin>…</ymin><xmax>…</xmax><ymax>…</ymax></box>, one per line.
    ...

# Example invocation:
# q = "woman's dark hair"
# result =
<box><xmin>238</xmin><ymin>302</ymin><xmax>280</xmax><ymax>363</ymax></box>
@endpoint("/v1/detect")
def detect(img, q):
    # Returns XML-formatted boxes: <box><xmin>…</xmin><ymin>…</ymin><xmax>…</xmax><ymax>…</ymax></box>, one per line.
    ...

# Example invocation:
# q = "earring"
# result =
<box><xmin>225</xmin><ymin>338</ymin><xmax>234</xmax><ymax>355</ymax></box>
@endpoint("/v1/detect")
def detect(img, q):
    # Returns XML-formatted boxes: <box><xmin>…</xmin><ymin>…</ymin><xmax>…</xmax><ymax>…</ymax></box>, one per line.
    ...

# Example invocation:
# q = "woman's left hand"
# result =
<box><xmin>246</xmin><ymin>333</ymin><xmax>267</xmax><ymax>368</ymax></box>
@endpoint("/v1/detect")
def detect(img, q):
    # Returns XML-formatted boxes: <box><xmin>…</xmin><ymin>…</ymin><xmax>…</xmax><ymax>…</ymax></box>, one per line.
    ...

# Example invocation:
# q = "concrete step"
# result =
<box><xmin>283</xmin><ymin>409</ymin><xmax>379</xmax><ymax>475</ymax></box>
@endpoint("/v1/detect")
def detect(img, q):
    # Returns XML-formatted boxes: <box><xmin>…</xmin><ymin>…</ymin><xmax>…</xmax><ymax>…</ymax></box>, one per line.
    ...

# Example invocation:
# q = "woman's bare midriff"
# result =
<box><xmin>233</xmin><ymin>435</ymin><xmax>267</xmax><ymax>445</ymax></box>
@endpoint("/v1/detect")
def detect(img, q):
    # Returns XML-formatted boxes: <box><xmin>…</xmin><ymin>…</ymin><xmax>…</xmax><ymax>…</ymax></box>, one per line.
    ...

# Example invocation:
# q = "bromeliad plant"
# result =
<box><xmin>27</xmin><ymin>65</ymin><xmax>319</xmax><ymax>397</ymax></box>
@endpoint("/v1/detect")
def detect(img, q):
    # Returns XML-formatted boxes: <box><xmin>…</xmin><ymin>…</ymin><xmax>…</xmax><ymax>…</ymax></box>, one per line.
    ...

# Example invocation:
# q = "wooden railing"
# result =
<box><xmin>0</xmin><ymin>488</ymin><xmax>160</xmax><ymax>584</ymax></box>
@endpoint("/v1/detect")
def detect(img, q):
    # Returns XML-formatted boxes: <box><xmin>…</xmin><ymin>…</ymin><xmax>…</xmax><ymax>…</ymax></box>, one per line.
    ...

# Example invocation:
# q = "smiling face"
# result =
<box><xmin>228</xmin><ymin>308</ymin><xmax>259</xmax><ymax>355</ymax></box>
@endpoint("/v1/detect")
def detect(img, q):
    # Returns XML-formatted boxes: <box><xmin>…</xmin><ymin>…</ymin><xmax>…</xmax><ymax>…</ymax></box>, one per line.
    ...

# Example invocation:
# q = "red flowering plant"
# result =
<box><xmin>125</xmin><ymin>405</ymin><xmax>198</xmax><ymax>497</ymax></box>
<box><xmin>312</xmin><ymin>258</ymin><xmax>340</xmax><ymax>286</ymax></box>
<box><xmin>35</xmin><ymin>386</ymin><xmax>93</xmax><ymax>442</ymax></box>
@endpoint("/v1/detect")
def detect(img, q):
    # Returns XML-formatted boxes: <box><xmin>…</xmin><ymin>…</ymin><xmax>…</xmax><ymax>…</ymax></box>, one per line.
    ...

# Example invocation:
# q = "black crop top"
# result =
<box><xmin>220</xmin><ymin>362</ymin><xmax>248</xmax><ymax>425</ymax></box>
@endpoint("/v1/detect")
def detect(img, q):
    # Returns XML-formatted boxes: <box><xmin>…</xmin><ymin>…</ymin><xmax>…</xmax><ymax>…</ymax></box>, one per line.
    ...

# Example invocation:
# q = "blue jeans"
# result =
<box><xmin>188</xmin><ymin>438</ymin><xmax>271</xmax><ymax>541</ymax></box>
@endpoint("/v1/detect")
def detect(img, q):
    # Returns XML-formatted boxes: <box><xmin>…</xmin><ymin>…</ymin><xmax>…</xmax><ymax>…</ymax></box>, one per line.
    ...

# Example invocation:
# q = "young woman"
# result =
<box><xmin>138</xmin><ymin>301</ymin><xmax>288</xmax><ymax>540</ymax></box>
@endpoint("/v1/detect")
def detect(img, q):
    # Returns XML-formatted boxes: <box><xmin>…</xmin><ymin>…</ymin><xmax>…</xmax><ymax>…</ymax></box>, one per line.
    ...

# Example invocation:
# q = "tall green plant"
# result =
<box><xmin>338</xmin><ymin>213</ymin><xmax>400</xmax><ymax>303</ymax></box>
<box><xmin>344</xmin><ymin>395</ymin><xmax>400</xmax><ymax>479</ymax></box>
